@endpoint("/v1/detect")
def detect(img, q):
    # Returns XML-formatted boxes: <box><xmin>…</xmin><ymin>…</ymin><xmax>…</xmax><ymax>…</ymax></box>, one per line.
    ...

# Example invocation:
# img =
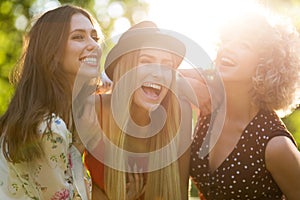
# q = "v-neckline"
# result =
<box><xmin>207</xmin><ymin>110</ymin><xmax>262</xmax><ymax>174</ymax></box>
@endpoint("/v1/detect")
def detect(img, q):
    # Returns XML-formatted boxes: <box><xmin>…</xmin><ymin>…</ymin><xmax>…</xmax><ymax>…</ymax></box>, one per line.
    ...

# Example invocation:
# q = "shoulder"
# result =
<box><xmin>38</xmin><ymin>114</ymin><xmax>71</xmax><ymax>142</ymax></box>
<box><xmin>266</xmin><ymin>135</ymin><xmax>300</xmax><ymax>171</ymax></box>
<box><xmin>265</xmin><ymin>134</ymin><xmax>300</xmax><ymax>198</ymax></box>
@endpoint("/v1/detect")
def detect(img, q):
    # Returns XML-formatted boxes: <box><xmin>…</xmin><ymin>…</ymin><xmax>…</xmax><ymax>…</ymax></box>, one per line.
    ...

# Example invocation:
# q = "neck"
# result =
<box><xmin>224</xmin><ymin>83</ymin><xmax>259</xmax><ymax>122</ymax></box>
<box><xmin>124</xmin><ymin>103</ymin><xmax>151</xmax><ymax>153</ymax></box>
<box><xmin>130</xmin><ymin>102</ymin><xmax>150</xmax><ymax>126</ymax></box>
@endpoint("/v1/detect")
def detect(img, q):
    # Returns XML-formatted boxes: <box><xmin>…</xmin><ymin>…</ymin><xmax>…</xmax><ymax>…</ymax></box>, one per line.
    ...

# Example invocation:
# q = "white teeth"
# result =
<box><xmin>221</xmin><ymin>57</ymin><xmax>235</xmax><ymax>66</ymax></box>
<box><xmin>81</xmin><ymin>57</ymin><xmax>97</xmax><ymax>65</ymax></box>
<box><xmin>142</xmin><ymin>82</ymin><xmax>161</xmax><ymax>90</ymax></box>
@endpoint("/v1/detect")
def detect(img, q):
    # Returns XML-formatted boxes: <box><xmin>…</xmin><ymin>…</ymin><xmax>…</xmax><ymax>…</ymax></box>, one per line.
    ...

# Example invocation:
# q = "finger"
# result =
<box><xmin>133</xmin><ymin>173</ymin><xmax>141</xmax><ymax>194</ymax></box>
<box><xmin>138</xmin><ymin>168</ymin><xmax>144</xmax><ymax>192</ymax></box>
<box><xmin>139</xmin><ymin>173</ymin><xmax>144</xmax><ymax>192</ymax></box>
<box><xmin>127</xmin><ymin>172</ymin><xmax>134</xmax><ymax>186</ymax></box>
<box><xmin>140</xmin><ymin>185</ymin><xmax>146</xmax><ymax>197</ymax></box>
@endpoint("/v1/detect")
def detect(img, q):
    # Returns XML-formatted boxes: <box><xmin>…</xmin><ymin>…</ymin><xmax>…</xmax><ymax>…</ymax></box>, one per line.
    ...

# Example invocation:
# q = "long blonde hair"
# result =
<box><xmin>104</xmin><ymin>50</ymin><xmax>182</xmax><ymax>199</ymax></box>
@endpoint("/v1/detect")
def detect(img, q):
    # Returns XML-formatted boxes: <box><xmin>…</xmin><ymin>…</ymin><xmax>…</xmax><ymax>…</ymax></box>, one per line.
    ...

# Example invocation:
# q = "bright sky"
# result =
<box><xmin>147</xmin><ymin>0</ymin><xmax>267</xmax><ymax>58</ymax></box>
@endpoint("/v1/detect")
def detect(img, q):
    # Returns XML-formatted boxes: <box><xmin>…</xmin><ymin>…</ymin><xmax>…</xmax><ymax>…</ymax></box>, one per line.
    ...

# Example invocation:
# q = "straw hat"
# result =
<box><xmin>104</xmin><ymin>21</ymin><xmax>186</xmax><ymax>80</ymax></box>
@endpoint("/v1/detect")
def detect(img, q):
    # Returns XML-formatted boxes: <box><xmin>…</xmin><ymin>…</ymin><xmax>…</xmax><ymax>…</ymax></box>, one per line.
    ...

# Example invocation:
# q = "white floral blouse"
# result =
<box><xmin>0</xmin><ymin>114</ymin><xmax>91</xmax><ymax>200</ymax></box>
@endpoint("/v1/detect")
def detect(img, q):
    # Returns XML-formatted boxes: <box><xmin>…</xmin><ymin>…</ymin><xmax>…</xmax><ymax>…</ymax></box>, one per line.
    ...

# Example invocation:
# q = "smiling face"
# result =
<box><xmin>214</xmin><ymin>15</ymin><xmax>265</xmax><ymax>86</ymax></box>
<box><xmin>62</xmin><ymin>13</ymin><xmax>102</xmax><ymax>84</ymax></box>
<box><xmin>215</xmin><ymin>33</ymin><xmax>260</xmax><ymax>84</ymax></box>
<box><xmin>132</xmin><ymin>48</ymin><xmax>175</xmax><ymax>112</ymax></box>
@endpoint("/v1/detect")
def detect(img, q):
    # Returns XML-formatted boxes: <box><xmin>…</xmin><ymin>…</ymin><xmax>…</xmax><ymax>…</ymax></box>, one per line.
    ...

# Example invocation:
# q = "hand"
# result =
<box><xmin>178</xmin><ymin>68</ymin><xmax>224</xmax><ymax>117</ymax></box>
<box><xmin>177</xmin><ymin>74</ymin><xmax>212</xmax><ymax>116</ymax></box>
<box><xmin>126</xmin><ymin>172</ymin><xmax>145</xmax><ymax>200</ymax></box>
<box><xmin>97</xmin><ymin>71</ymin><xmax>113</xmax><ymax>94</ymax></box>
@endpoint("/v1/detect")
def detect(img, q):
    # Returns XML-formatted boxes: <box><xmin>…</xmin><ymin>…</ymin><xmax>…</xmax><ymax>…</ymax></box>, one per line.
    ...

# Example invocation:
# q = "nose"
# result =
<box><xmin>86</xmin><ymin>37</ymin><xmax>100</xmax><ymax>52</ymax></box>
<box><xmin>151</xmin><ymin>64</ymin><xmax>163</xmax><ymax>78</ymax></box>
<box><xmin>87</xmin><ymin>38</ymin><xmax>102</xmax><ymax>58</ymax></box>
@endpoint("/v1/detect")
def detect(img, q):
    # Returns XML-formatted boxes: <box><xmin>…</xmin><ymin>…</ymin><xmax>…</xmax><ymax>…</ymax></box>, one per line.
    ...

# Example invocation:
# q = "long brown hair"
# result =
<box><xmin>0</xmin><ymin>5</ymin><xmax>99</xmax><ymax>163</ymax></box>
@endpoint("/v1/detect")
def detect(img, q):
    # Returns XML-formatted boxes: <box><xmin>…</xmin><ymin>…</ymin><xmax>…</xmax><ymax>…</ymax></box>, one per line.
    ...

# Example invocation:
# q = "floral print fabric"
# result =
<box><xmin>0</xmin><ymin>114</ymin><xmax>90</xmax><ymax>200</ymax></box>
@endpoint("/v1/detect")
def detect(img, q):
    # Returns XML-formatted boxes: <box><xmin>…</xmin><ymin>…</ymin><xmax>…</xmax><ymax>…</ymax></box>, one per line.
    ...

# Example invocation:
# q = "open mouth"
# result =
<box><xmin>80</xmin><ymin>56</ymin><xmax>98</xmax><ymax>66</ymax></box>
<box><xmin>141</xmin><ymin>82</ymin><xmax>162</xmax><ymax>98</ymax></box>
<box><xmin>220</xmin><ymin>57</ymin><xmax>236</xmax><ymax>67</ymax></box>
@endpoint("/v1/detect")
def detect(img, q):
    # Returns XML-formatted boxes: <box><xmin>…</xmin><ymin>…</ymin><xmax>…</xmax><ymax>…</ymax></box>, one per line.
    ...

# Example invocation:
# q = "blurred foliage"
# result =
<box><xmin>283</xmin><ymin>109</ymin><xmax>300</xmax><ymax>149</ymax></box>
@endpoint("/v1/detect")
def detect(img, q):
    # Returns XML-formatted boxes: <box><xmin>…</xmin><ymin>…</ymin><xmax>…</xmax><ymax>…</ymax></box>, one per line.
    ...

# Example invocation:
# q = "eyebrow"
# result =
<box><xmin>70</xmin><ymin>28</ymin><xmax>97</xmax><ymax>34</ymax></box>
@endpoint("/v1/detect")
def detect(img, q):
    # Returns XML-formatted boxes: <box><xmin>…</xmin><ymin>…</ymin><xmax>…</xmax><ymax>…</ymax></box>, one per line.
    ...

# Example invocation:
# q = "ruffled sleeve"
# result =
<box><xmin>0</xmin><ymin>115</ymin><xmax>75</xmax><ymax>200</ymax></box>
<box><xmin>36</xmin><ymin>115</ymin><xmax>73</xmax><ymax>199</ymax></box>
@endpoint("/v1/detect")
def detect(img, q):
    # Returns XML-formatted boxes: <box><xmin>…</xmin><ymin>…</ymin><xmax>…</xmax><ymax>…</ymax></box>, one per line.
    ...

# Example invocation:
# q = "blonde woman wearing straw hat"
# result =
<box><xmin>84</xmin><ymin>21</ymin><xmax>193</xmax><ymax>200</ymax></box>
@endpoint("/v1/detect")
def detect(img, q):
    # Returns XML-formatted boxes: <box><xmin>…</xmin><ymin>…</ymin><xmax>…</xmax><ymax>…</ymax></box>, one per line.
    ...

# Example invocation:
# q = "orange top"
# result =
<box><xmin>84</xmin><ymin>150</ymin><xmax>105</xmax><ymax>190</ymax></box>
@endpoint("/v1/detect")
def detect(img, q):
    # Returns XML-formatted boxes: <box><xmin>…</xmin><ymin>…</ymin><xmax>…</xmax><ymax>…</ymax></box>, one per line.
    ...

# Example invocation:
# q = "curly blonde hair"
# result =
<box><xmin>219</xmin><ymin>11</ymin><xmax>300</xmax><ymax>115</ymax></box>
<box><xmin>252</xmin><ymin>14</ymin><xmax>300</xmax><ymax>115</ymax></box>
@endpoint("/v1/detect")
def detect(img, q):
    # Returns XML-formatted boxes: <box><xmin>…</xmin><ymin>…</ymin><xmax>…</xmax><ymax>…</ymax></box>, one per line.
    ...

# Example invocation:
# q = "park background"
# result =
<box><xmin>0</xmin><ymin>0</ymin><xmax>299</xmax><ymax>199</ymax></box>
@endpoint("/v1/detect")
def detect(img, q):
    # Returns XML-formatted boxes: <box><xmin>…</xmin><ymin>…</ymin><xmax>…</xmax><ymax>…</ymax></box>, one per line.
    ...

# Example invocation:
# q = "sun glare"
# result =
<box><xmin>147</xmin><ymin>0</ymin><xmax>264</xmax><ymax>60</ymax></box>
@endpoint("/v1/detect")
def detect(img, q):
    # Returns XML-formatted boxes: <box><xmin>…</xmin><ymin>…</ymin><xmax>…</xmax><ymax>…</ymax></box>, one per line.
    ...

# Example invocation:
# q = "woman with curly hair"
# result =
<box><xmin>183</xmin><ymin>9</ymin><xmax>300</xmax><ymax>200</ymax></box>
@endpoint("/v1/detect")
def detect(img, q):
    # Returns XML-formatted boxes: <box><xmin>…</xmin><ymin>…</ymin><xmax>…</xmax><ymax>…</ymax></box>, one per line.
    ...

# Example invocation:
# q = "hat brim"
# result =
<box><xmin>105</xmin><ymin>31</ymin><xmax>186</xmax><ymax>80</ymax></box>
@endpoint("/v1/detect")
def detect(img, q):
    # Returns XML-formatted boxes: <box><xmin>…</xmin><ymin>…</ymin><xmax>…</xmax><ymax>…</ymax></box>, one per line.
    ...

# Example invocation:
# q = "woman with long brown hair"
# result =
<box><xmin>0</xmin><ymin>5</ymin><xmax>102</xmax><ymax>199</ymax></box>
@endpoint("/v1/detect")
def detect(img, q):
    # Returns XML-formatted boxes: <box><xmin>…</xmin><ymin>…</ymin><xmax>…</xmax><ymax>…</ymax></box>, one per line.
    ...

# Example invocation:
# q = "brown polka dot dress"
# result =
<box><xmin>190</xmin><ymin>110</ymin><xmax>297</xmax><ymax>200</ymax></box>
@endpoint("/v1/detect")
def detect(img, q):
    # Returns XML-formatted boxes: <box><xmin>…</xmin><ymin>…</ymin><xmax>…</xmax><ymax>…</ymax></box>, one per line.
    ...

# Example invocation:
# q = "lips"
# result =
<box><xmin>80</xmin><ymin>56</ymin><xmax>98</xmax><ymax>66</ymax></box>
<box><xmin>220</xmin><ymin>56</ymin><xmax>236</xmax><ymax>67</ymax></box>
<box><xmin>141</xmin><ymin>82</ymin><xmax>162</xmax><ymax>99</ymax></box>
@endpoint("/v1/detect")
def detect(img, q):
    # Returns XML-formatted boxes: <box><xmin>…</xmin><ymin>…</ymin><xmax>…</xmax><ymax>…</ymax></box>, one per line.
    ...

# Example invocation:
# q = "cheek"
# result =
<box><xmin>62</xmin><ymin>46</ymin><xmax>81</xmax><ymax>72</ymax></box>
<box><xmin>62</xmin><ymin>56</ymin><xmax>79</xmax><ymax>75</ymax></box>
<box><xmin>246</xmin><ymin>58</ymin><xmax>259</xmax><ymax>75</ymax></box>
<box><xmin>160</xmin><ymin>88</ymin><xmax>170</xmax><ymax>99</ymax></box>
<box><xmin>135</xmin><ymin>67</ymin><xmax>149</xmax><ymax>81</ymax></box>
<box><xmin>239</xmin><ymin>52</ymin><xmax>259</xmax><ymax>72</ymax></box>
<box><xmin>162</xmin><ymin>70</ymin><xmax>173</xmax><ymax>86</ymax></box>
<box><xmin>132</xmin><ymin>89</ymin><xmax>146</xmax><ymax>109</ymax></box>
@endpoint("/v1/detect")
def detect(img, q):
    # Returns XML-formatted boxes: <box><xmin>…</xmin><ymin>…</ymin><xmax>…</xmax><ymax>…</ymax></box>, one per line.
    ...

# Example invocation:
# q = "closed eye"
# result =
<box><xmin>239</xmin><ymin>41</ymin><xmax>252</xmax><ymax>50</ymax></box>
<box><xmin>71</xmin><ymin>34</ymin><xmax>84</xmax><ymax>40</ymax></box>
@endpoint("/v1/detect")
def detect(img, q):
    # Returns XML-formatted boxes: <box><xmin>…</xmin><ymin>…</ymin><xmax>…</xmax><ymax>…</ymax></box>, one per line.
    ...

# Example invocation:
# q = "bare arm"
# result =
<box><xmin>266</xmin><ymin>136</ymin><xmax>300</xmax><ymax>200</ymax></box>
<box><xmin>178</xmin><ymin>68</ymin><xmax>224</xmax><ymax>117</ymax></box>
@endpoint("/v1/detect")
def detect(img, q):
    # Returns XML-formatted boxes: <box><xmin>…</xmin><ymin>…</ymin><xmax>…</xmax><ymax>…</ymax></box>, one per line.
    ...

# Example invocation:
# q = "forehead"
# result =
<box><xmin>138</xmin><ymin>48</ymin><xmax>173</xmax><ymax>60</ymax></box>
<box><xmin>220</xmin><ymin>14</ymin><xmax>271</xmax><ymax>43</ymax></box>
<box><xmin>69</xmin><ymin>13</ymin><xmax>94</xmax><ymax>30</ymax></box>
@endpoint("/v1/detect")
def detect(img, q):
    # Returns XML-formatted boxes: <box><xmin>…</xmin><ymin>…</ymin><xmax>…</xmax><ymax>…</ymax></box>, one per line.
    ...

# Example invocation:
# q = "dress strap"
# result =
<box><xmin>99</xmin><ymin>94</ymin><xmax>103</xmax><ymax>128</ymax></box>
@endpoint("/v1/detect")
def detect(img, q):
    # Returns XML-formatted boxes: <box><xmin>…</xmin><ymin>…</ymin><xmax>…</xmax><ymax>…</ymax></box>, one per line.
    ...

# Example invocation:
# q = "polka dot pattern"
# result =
<box><xmin>190</xmin><ymin>110</ymin><xmax>296</xmax><ymax>200</ymax></box>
